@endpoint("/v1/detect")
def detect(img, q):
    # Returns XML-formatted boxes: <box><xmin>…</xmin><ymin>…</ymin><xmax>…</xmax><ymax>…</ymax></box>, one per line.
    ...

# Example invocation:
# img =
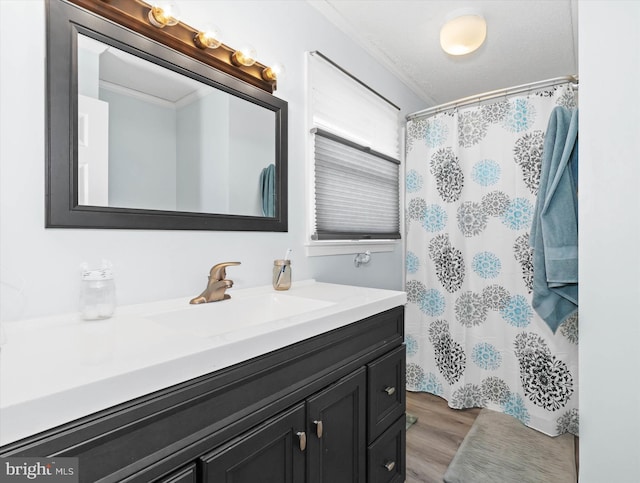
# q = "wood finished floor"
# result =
<box><xmin>405</xmin><ymin>391</ymin><xmax>580</xmax><ymax>482</ymax></box>
<box><xmin>405</xmin><ymin>391</ymin><xmax>481</xmax><ymax>483</ymax></box>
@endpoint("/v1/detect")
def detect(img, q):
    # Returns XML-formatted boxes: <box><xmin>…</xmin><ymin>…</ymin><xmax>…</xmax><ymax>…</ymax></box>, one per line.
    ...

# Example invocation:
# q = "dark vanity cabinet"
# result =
<box><xmin>200</xmin><ymin>345</ymin><xmax>405</xmax><ymax>483</ymax></box>
<box><xmin>0</xmin><ymin>307</ymin><xmax>405</xmax><ymax>483</ymax></box>
<box><xmin>200</xmin><ymin>403</ymin><xmax>306</xmax><ymax>482</ymax></box>
<box><xmin>200</xmin><ymin>369</ymin><xmax>367</xmax><ymax>483</ymax></box>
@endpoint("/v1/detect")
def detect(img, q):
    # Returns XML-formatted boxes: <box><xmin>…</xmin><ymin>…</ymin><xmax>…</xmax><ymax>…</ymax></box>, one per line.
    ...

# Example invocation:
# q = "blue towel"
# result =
<box><xmin>260</xmin><ymin>163</ymin><xmax>275</xmax><ymax>217</ymax></box>
<box><xmin>530</xmin><ymin>106</ymin><xmax>578</xmax><ymax>332</ymax></box>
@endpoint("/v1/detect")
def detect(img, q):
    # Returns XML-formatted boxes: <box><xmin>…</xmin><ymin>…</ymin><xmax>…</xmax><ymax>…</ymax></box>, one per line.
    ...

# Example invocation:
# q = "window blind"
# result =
<box><xmin>308</xmin><ymin>52</ymin><xmax>400</xmax><ymax>159</ymax></box>
<box><xmin>313</xmin><ymin>129</ymin><xmax>400</xmax><ymax>240</ymax></box>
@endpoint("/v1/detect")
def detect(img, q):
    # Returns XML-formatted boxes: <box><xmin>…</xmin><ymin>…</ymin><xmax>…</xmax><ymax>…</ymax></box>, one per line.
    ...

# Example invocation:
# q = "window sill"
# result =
<box><xmin>305</xmin><ymin>240</ymin><xmax>398</xmax><ymax>257</ymax></box>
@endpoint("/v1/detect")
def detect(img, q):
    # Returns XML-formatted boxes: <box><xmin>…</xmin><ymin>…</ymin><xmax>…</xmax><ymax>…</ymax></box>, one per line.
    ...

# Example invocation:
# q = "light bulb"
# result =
<box><xmin>231</xmin><ymin>45</ymin><xmax>257</xmax><ymax>67</ymax></box>
<box><xmin>262</xmin><ymin>62</ymin><xmax>286</xmax><ymax>82</ymax></box>
<box><xmin>194</xmin><ymin>24</ymin><xmax>222</xmax><ymax>50</ymax></box>
<box><xmin>148</xmin><ymin>1</ymin><xmax>180</xmax><ymax>28</ymax></box>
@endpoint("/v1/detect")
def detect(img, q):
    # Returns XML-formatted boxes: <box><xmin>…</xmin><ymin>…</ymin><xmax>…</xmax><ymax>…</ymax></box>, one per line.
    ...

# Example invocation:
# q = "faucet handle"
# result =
<box><xmin>209</xmin><ymin>261</ymin><xmax>241</xmax><ymax>281</ymax></box>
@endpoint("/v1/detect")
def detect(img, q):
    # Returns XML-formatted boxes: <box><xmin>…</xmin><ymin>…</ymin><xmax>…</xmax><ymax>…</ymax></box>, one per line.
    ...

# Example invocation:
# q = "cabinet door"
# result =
<box><xmin>307</xmin><ymin>368</ymin><xmax>367</xmax><ymax>483</ymax></box>
<box><xmin>200</xmin><ymin>403</ymin><xmax>306</xmax><ymax>483</ymax></box>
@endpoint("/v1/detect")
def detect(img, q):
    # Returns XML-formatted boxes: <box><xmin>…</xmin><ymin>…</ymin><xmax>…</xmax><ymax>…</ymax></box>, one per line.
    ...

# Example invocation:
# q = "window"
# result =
<box><xmin>306</xmin><ymin>52</ymin><xmax>401</xmax><ymax>254</ymax></box>
<box><xmin>313</xmin><ymin>129</ymin><xmax>400</xmax><ymax>240</ymax></box>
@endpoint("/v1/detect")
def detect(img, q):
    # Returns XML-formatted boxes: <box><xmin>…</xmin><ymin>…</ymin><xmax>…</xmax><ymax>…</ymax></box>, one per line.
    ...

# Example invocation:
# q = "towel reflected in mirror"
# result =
<box><xmin>260</xmin><ymin>163</ymin><xmax>276</xmax><ymax>217</ymax></box>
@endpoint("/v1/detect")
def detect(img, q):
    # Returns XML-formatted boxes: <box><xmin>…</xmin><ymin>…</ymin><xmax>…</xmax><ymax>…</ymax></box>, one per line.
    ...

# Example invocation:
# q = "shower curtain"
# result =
<box><xmin>404</xmin><ymin>84</ymin><xmax>578</xmax><ymax>436</ymax></box>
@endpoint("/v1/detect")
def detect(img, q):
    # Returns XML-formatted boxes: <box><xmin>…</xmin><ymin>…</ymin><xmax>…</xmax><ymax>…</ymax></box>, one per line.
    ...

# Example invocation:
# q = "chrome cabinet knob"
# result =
<box><xmin>384</xmin><ymin>460</ymin><xmax>396</xmax><ymax>472</ymax></box>
<box><xmin>384</xmin><ymin>386</ymin><xmax>396</xmax><ymax>396</ymax></box>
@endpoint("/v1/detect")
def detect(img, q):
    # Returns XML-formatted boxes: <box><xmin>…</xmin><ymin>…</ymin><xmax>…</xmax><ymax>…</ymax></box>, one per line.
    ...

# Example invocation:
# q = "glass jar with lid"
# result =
<box><xmin>80</xmin><ymin>262</ymin><xmax>116</xmax><ymax>320</ymax></box>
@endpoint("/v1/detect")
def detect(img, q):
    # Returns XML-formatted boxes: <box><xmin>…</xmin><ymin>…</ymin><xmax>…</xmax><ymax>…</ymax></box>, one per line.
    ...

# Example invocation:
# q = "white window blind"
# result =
<box><xmin>313</xmin><ymin>129</ymin><xmax>400</xmax><ymax>240</ymax></box>
<box><xmin>309</xmin><ymin>52</ymin><xmax>399</xmax><ymax>158</ymax></box>
<box><xmin>308</xmin><ymin>52</ymin><xmax>401</xmax><ymax>241</ymax></box>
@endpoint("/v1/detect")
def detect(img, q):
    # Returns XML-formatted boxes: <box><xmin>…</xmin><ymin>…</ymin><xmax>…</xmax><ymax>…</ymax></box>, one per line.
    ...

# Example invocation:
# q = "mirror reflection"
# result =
<box><xmin>77</xmin><ymin>34</ymin><xmax>276</xmax><ymax>217</ymax></box>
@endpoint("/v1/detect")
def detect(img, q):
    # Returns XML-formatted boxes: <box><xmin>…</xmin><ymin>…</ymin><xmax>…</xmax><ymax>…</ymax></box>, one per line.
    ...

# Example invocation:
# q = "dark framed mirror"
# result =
<box><xmin>46</xmin><ymin>0</ymin><xmax>288</xmax><ymax>231</ymax></box>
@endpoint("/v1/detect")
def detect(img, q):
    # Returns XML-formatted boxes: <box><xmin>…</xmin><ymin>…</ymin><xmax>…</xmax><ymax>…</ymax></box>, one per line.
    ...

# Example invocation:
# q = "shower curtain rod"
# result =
<box><xmin>406</xmin><ymin>75</ymin><xmax>578</xmax><ymax>121</ymax></box>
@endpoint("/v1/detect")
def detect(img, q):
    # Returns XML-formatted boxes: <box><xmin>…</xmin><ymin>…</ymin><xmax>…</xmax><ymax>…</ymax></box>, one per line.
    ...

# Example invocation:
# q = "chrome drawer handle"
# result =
<box><xmin>314</xmin><ymin>420</ymin><xmax>323</xmax><ymax>438</ymax></box>
<box><xmin>297</xmin><ymin>431</ymin><xmax>306</xmax><ymax>451</ymax></box>
<box><xmin>384</xmin><ymin>386</ymin><xmax>396</xmax><ymax>396</ymax></box>
<box><xmin>384</xmin><ymin>460</ymin><xmax>396</xmax><ymax>472</ymax></box>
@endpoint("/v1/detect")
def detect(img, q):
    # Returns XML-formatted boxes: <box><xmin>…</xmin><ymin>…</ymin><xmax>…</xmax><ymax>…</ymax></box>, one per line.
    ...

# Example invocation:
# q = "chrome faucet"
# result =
<box><xmin>190</xmin><ymin>262</ymin><xmax>241</xmax><ymax>304</ymax></box>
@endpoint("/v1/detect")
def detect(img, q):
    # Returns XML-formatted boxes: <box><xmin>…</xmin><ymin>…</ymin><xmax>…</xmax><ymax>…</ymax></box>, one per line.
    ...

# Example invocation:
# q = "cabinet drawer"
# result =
<box><xmin>367</xmin><ymin>415</ymin><xmax>406</xmax><ymax>483</ymax></box>
<box><xmin>367</xmin><ymin>345</ymin><xmax>406</xmax><ymax>442</ymax></box>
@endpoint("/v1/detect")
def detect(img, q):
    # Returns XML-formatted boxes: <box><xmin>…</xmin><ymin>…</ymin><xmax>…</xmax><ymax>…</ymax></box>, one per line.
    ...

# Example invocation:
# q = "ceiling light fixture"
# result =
<box><xmin>440</xmin><ymin>10</ymin><xmax>487</xmax><ymax>56</ymax></box>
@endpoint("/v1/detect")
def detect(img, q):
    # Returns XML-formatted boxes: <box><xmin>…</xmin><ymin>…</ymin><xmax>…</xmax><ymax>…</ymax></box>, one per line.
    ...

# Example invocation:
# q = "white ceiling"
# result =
<box><xmin>309</xmin><ymin>0</ymin><xmax>578</xmax><ymax>107</ymax></box>
<box><xmin>79</xmin><ymin>34</ymin><xmax>203</xmax><ymax>104</ymax></box>
<box><xmin>99</xmin><ymin>48</ymin><xmax>202</xmax><ymax>104</ymax></box>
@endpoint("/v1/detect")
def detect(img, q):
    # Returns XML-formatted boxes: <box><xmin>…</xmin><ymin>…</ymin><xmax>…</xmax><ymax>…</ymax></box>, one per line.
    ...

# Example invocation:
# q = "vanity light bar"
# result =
<box><xmin>68</xmin><ymin>0</ymin><xmax>277</xmax><ymax>93</ymax></box>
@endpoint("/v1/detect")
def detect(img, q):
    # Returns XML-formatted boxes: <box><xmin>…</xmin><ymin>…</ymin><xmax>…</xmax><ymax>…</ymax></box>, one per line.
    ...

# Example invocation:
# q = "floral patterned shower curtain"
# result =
<box><xmin>404</xmin><ymin>84</ymin><xmax>578</xmax><ymax>436</ymax></box>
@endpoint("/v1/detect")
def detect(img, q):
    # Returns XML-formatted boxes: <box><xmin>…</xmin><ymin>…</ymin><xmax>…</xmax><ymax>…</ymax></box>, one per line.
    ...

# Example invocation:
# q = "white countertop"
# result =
<box><xmin>0</xmin><ymin>280</ymin><xmax>405</xmax><ymax>446</ymax></box>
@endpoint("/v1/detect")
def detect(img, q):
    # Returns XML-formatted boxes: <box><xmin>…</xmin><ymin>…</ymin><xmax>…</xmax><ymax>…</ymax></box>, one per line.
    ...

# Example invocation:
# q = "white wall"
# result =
<box><xmin>228</xmin><ymin>96</ymin><xmax>275</xmax><ymax>217</ymax></box>
<box><xmin>579</xmin><ymin>2</ymin><xmax>640</xmax><ymax>481</ymax></box>
<box><xmin>0</xmin><ymin>1</ymin><xmax>424</xmax><ymax>321</ymax></box>
<box><xmin>177</xmin><ymin>90</ymin><xmax>231</xmax><ymax>213</ymax></box>
<box><xmin>101</xmin><ymin>88</ymin><xmax>177</xmax><ymax>211</ymax></box>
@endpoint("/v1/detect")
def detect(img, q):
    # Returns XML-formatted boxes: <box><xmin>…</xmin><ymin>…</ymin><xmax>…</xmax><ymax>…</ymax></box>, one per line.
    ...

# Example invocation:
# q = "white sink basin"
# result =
<box><xmin>1</xmin><ymin>280</ymin><xmax>407</xmax><ymax>446</ymax></box>
<box><xmin>147</xmin><ymin>292</ymin><xmax>336</xmax><ymax>338</ymax></box>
